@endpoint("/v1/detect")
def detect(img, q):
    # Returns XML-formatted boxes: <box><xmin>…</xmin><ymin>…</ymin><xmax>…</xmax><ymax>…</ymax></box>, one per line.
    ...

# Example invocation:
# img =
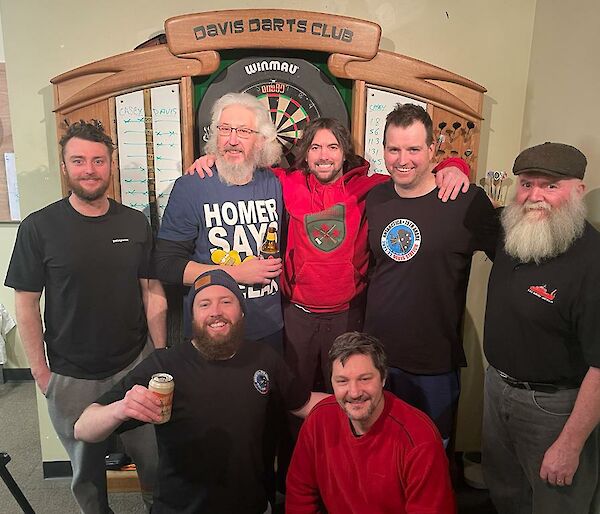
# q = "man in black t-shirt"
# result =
<box><xmin>363</xmin><ymin>104</ymin><xmax>498</xmax><ymax>447</ymax></box>
<box><xmin>5</xmin><ymin>120</ymin><xmax>166</xmax><ymax>513</ymax></box>
<box><xmin>74</xmin><ymin>270</ymin><xmax>325</xmax><ymax>514</ymax></box>
<box><xmin>483</xmin><ymin>142</ymin><xmax>600</xmax><ymax>514</ymax></box>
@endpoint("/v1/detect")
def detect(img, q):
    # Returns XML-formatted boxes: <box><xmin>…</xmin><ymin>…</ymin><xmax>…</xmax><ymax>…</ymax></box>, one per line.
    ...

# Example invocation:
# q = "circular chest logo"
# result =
<box><xmin>381</xmin><ymin>219</ymin><xmax>421</xmax><ymax>262</ymax></box>
<box><xmin>253</xmin><ymin>369</ymin><xmax>270</xmax><ymax>395</ymax></box>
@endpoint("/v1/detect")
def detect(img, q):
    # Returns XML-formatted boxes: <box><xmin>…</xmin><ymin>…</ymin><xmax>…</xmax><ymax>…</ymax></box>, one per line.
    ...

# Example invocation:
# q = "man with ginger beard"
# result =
<box><xmin>74</xmin><ymin>269</ymin><xmax>326</xmax><ymax>514</ymax></box>
<box><xmin>482</xmin><ymin>142</ymin><xmax>600</xmax><ymax>514</ymax></box>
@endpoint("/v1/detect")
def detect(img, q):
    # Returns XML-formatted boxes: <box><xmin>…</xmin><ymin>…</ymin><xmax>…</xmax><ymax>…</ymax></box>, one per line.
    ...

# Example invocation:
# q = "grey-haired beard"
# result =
<box><xmin>191</xmin><ymin>316</ymin><xmax>244</xmax><ymax>360</ymax></box>
<box><xmin>214</xmin><ymin>150</ymin><xmax>260</xmax><ymax>186</ymax></box>
<box><xmin>205</xmin><ymin>129</ymin><xmax>282</xmax><ymax>186</ymax></box>
<box><xmin>502</xmin><ymin>190</ymin><xmax>586</xmax><ymax>264</ymax></box>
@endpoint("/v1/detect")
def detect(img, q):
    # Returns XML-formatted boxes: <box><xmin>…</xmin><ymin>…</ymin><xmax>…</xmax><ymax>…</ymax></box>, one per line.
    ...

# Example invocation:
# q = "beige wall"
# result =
<box><xmin>522</xmin><ymin>0</ymin><xmax>600</xmax><ymax>228</ymax></box>
<box><xmin>0</xmin><ymin>7</ymin><xmax>25</xmax><ymax>368</ymax></box>
<box><xmin>0</xmin><ymin>1</ymin><xmax>538</xmax><ymax>458</ymax></box>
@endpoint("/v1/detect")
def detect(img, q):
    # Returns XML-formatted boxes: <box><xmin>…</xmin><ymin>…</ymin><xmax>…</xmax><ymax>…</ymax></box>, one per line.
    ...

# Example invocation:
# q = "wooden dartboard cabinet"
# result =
<box><xmin>52</xmin><ymin>9</ymin><xmax>485</xmax><ymax>216</ymax></box>
<box><xmin>51</xmin><ymin>9</ymin><xmax>486</xmax><ymax>353</ymax></box>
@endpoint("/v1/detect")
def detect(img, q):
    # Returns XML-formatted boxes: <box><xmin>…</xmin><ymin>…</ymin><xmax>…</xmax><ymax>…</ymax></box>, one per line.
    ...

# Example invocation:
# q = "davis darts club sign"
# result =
<box><xmin>165</xmin><ymin>9</ymin><xmax>381</xmax><ymax>59</ymax></box>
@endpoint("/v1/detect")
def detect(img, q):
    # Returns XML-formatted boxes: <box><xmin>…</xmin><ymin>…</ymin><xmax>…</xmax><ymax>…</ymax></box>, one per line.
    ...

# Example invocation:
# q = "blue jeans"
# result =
<box><xmin>482</xmin><ymin>366</ymin><xmax>599</xmax><ymax>514</ymax></box>
<box><xmin>384</xmin><ymin>367</ymin><xmax>460</xmax><ymax>446</ymax></box>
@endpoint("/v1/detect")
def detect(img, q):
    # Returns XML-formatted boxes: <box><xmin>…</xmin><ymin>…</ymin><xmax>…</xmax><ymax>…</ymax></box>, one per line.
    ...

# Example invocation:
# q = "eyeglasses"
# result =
<box><xmin>216</xmin><ymin>125</ymin><xmax>259</xmax><ymax>139</ymax></box>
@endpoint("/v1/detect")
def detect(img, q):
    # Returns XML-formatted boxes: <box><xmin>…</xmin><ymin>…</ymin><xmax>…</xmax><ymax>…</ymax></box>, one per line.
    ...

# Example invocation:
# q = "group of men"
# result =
<box><xmin>5</xmin><ymin>89</ymin><xmax>599</xmax><ymax>514</ymax></box>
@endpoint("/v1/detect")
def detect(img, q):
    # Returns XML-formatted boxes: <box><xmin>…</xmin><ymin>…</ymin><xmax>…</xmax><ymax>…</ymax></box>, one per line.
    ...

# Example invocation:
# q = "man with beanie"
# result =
<box><xmin>74</xmin><ymin>269</ymin><xmax>326</xmax><ymax>514</ymax></box>
<box><xmin>482</xmin><ymin>142</ymin><xmax>600</xmax><ymax>514</ymax></box>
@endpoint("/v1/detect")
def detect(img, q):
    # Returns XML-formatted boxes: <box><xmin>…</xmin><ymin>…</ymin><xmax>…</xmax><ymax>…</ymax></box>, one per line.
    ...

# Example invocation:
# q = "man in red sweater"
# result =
<box><xmin>286</xmin><ymin>331</ymin><xmax>456</xmax><ymax>513</ymax></box>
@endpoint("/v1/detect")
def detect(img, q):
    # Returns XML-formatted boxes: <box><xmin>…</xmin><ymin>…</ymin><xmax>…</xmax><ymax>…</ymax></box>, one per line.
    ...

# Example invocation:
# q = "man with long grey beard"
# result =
<box><xmin>482</xmin><ymin>142</ymin><xmax>600</xmax><ymax>514</ymax></box>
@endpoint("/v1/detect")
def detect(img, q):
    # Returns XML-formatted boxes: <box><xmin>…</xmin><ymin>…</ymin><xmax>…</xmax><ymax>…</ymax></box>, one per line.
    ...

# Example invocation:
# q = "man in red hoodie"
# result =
<box><xmin>191</xmin><ymin>117</ymin><xmax>469</xmax><ymax>393</ymax></box>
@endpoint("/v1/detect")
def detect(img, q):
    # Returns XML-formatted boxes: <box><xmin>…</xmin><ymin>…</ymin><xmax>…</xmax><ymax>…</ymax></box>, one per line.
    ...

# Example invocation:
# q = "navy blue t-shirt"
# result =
<box><xmin>158</xmin><ymin>168</ymin><xmax>283</xmax><ymax>340</ymax></box>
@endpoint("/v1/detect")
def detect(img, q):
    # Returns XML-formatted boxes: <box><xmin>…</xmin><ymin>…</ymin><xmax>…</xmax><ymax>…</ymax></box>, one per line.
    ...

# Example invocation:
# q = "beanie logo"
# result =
<box><xmin>194</xmin><ymin>275</ymin><xmax>212</xmax><ymax>289</ymax></box>
<box><xmin>253</xmin><ymin>370</ymin><xmax>270</xmax><ymax>395</ymax></box>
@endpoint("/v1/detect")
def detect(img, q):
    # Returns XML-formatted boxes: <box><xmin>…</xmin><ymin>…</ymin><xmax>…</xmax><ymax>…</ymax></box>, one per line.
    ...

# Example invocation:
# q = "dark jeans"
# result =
<box><xmin>384</xmin><ymin>366</ymin><xmax>460</xmax><ymax>447</ymax></box>
<box><xmin>482</xmin><ymin>366</ymin><xmax>600</xmax><ymax>514</ymax></box>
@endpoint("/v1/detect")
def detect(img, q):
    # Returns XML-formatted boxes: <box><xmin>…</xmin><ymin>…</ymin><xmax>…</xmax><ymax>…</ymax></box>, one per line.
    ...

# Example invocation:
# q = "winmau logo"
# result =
<box><xmin>244</xmin><ymin>60</ymin><xmax>298</xmax><ymax>75</ymax></box>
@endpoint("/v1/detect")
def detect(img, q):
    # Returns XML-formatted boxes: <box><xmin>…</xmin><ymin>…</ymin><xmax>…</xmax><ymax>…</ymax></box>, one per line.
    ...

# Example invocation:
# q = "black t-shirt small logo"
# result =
<box><xmin>253</xmin><ymin>369</ymin><xmax>270</xmax><ymax>394</ymax></box>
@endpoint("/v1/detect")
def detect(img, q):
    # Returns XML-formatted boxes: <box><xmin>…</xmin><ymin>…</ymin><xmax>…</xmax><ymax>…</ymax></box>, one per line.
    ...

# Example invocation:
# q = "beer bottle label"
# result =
<box><xmin>260</xmin><ymin>249</ymin><xmax>280</xmax><ymax>259</ymax></box>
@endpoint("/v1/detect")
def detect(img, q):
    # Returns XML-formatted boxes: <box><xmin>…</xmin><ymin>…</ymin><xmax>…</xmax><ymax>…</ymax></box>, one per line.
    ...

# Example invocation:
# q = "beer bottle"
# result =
<box><xmin>260</xmin><ymin>227</ymin><xmax>279</xmax><ymax>259</ymax></box>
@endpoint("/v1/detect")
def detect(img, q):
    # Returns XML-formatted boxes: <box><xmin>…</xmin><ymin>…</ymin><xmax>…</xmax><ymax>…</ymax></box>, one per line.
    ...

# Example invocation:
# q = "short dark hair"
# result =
<box><xmin>59</xmin><ymin>119</ymin><xmax>114</xmax><ymax>162</ymax></box>
<box><xmin>329</xmin><ymin>332</ymin><xmax>387</xmax><ymax>381</ymax></box>
<box><xmin>293</xmin><ymin>117</ymin><xmax>363</xmax><ymax>172</ymax></box>
<box><xmin>383</xmin><ymin>104</ymin><xmax>434</xmax><ymax>147</ymax></box>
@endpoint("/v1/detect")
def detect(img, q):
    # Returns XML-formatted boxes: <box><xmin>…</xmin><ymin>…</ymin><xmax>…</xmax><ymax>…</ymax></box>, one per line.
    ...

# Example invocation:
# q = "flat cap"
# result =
<box><xmin>513</xmin><ymin>142</ymin><xmax>586</xmax><ymax>179</ymax></box>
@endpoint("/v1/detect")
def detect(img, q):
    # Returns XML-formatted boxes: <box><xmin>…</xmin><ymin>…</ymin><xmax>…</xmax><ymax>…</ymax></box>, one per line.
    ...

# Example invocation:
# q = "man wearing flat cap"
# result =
<box><xmin>73</xmin><ymin>269</ymin><xmax>326</xmax><ymax>514</ymax></box>
<box><xmin>482</xmin><ymin>142</ymin><xmax>600</xmax><ymax>513</ymax></box>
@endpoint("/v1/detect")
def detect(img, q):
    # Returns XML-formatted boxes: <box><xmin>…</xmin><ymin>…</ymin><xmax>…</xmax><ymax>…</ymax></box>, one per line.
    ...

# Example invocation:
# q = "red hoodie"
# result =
<box><xmin>272</xmin><ymin>159</ymin><xmax>385</xmax><ymax>312</ymax></box>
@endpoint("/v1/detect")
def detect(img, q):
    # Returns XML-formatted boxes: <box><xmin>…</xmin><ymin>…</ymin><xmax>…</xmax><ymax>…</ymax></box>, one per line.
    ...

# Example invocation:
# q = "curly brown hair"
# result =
<box><xmin>59</xmin><ymin>119</ymin><xmax>114</xmax><ymax>162</ymax></box>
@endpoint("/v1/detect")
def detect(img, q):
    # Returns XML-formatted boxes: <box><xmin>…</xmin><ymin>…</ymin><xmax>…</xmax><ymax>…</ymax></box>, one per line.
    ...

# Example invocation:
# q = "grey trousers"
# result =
<box><xmin>482</xmin><ymin>366</ymin><xmax>600</xmax><ymax>514</ymax></box>
<box><xmin>45</xmin><ymin>340</ymin><xmax>158</xmax><ymax>514</ymax></box>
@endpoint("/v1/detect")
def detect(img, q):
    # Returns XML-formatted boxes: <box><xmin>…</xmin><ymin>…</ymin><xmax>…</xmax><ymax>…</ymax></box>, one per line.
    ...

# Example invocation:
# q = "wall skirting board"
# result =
<box><xmin>43</xmin><ymin>461</ymin><xmax>72</xmax><ymax>479</ymax></box>
<box><xmin>0</xmin><ymin>367</ymin><xmax>33</xmax><ymax>383</ymax></box>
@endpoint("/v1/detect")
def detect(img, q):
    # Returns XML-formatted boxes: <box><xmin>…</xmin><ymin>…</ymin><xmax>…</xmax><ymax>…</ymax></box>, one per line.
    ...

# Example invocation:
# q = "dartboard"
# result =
<box><xmin>244</xmin><ymin>83</ymin><xmax>320</xmax><ymax>163</ymax></box>
<box><xmin>197</xmin><ymin>56</ymin><xmax>349</xmax><ymax>167</ymax></box>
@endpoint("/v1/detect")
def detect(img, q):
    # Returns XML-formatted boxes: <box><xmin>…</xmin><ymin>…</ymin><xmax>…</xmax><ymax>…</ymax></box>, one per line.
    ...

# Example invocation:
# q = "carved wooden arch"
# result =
<box><xmin>52</xmin><ymin>8</ymin><xmax>486</xmax><ymax>198</ymax></box>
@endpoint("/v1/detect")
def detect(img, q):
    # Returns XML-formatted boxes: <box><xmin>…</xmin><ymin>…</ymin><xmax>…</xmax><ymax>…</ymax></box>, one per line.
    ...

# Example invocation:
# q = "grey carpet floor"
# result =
<box><xmin>0</xmin><ymin>381</ymin><xmax>145</xmax><ymax>514</ymax></box>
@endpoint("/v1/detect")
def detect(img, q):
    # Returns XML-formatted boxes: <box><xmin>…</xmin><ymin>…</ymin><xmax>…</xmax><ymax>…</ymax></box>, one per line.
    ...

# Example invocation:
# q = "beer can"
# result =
<box><xmin>148</xmin><ymin>373</ymin><xmax>174</xmax><ymax>424</ymax></box>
